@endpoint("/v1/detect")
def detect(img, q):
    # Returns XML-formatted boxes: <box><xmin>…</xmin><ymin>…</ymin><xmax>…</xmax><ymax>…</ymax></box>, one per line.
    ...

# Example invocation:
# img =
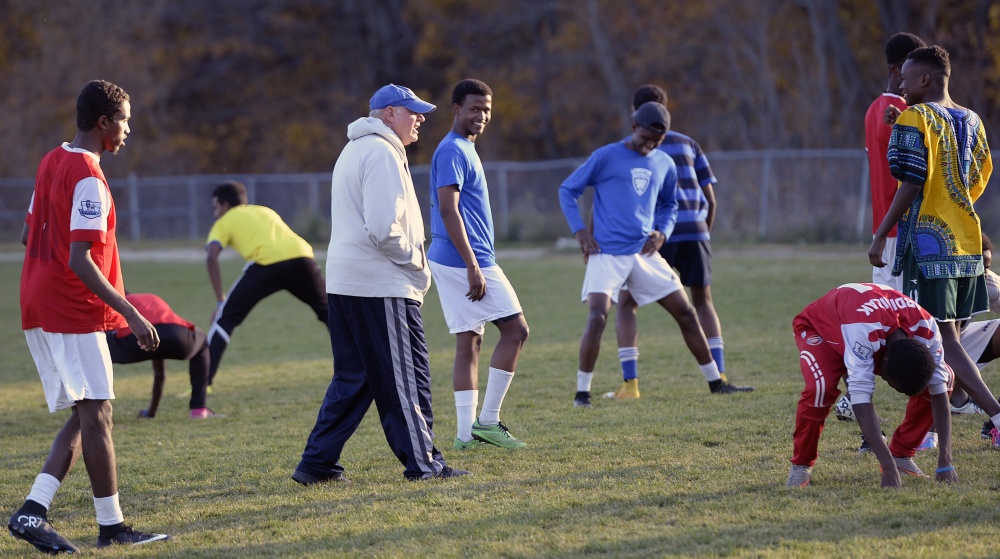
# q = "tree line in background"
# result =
<box><xmin>0</xmin><ymin>0</ymin><xmax>996</xmax><ymax>178</ymax></box>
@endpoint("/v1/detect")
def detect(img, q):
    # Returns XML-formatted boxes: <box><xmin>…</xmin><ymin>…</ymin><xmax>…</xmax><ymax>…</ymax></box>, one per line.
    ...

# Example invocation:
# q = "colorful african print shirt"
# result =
<box><xmin>887</xmin><ymin>102</ymin><xmax>992</xmax><ymax>279</ymax></box>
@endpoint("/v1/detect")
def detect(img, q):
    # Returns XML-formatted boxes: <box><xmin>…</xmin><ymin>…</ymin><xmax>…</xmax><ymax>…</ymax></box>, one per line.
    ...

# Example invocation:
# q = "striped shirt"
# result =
<box><xmin>658</xmin><ymin>131</ymin><xmax>716</xmax><ymax>243</ymax></box>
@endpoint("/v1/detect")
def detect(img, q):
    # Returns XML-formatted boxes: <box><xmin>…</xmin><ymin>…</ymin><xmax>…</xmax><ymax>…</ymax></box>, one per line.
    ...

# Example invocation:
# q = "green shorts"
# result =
<box><xmin>901</xmin><ymin>248</ymin><xmax>988</xmax><ymax>322</ymax></box>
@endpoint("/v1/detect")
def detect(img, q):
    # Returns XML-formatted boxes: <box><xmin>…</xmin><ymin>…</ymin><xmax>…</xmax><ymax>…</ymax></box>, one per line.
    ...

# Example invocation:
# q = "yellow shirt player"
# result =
<box><xmin>205</xmin><ymin>180</ymin><xmax>328</xmax><ymax>386</ymax></box>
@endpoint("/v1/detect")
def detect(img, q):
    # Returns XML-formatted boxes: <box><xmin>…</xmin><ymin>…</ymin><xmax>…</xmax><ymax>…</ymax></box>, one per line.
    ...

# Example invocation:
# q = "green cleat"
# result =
<box><xmin>471</xmin><ymin>419</ymin><xmax>526</xmax><ymax>448</ymax></box>
<box><xmin>453</xmin><ymin>437</ymin><xmax>486</xmax><ymax>450</ymax></box>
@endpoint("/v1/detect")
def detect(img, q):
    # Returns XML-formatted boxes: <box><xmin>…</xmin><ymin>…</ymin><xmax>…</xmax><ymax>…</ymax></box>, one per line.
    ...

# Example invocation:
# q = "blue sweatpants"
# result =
<box><xmin>296</xmin><ymin>294</ymin><xmax>445</xmax><ymax>480</ymax></box>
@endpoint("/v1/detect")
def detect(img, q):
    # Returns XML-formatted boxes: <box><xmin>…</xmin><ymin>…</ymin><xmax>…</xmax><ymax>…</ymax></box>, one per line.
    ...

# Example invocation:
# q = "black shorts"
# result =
<box><xmin>658</xmin><ymin>240</ymin><xmax>712</xmax><ymax>288</ymax></box>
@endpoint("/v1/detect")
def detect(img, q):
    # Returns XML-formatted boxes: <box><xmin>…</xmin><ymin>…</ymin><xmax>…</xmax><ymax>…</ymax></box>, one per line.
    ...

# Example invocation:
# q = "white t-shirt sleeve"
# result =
<box><xmin>842</xmin><ymin>322</ymin><xmax>881</xmax><ymax>404</ymax></box>
<box><xmin>69</xmin><ymin>177</ymin><xmax>110</xmax><ymax>234</ymax></box>
<box><xmin>27</xmin><ymin>193</ymin><xmax>34</xmax><ymax>215</ymax></box>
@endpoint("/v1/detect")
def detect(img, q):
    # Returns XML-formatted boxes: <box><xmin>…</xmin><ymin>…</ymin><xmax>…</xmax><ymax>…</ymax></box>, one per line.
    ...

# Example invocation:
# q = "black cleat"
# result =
<box><xmin>858</xmin><ymin>430</ymin><xmax>887</xmax><ymax>453</ymax></box>
<box><xmin>96</xmin><ymin>524</ymin><xmax>170</xmax><ymax>548</ymax></box>
<box><xmin>406</xmin><ymin>465</ymin><xmax>472</xmax><ymax>481</ymax></box>
<box><xmin>8</xmin><ymin>511</ymin><xmax>80</xmax><ymax>554</ymax></box>
<box><xmin>574</xmin><ymin>391</ymin><xmax>593</xmax><ymax>408</ymax></box>
<box><xmin>291</xmin><ymin>469</ymin><xmax>347</xmax><ymax>485</ymax></box>
<box><xmin>711</xmin><ymin>380</ymin><xmax>754</xmax><ymax>394</ymax></box>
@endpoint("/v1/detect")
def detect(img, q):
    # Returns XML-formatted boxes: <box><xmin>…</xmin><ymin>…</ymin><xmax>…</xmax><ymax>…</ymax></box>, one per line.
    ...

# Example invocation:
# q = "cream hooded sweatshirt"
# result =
<box><xmin>325</xmin><ymin>117</ymin><xmax>431</xmax><ymax>303</ymax></box>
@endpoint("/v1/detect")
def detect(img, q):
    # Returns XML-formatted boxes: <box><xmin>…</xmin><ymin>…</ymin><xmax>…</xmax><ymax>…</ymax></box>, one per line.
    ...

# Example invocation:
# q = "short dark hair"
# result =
<box><xmin>452</xmin><ymin>79</ymin><xmax>492</xmax><ymax>107</ymax></box>
<box><xmin>908</xmin><ymin>45</ymin><xmax>951</xmax><ymax>80</ymax></box>
<box><xmin>632</xmin><ymin>84</ymin><xmax>667</xmax><ymax>110</ymax></box>
<box><xmin>77</xmin><ymin>80</ymin><xmax>129</xmax><ymax>131</ymax></box>
<box><xmin>882</xmin><ymin>337</ymin><xmax>935</xmax><ymax>397</ymax></box>
<box><xmin>885</xmin><ymin>33</ymin><xmax>926</xmax><ymax>66</ymax></box>
<box><xmin>212</xmin><ymin>180</ymin><xmax>248</xmax><ymax>207</ymax></box>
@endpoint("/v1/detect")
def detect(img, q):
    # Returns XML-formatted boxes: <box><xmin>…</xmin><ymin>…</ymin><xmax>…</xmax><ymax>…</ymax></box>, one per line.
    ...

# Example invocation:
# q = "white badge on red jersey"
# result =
<box><xmin>78</xmin><ymin>200</ymin><xmax>102</xmax><ymax>219</ymax></box>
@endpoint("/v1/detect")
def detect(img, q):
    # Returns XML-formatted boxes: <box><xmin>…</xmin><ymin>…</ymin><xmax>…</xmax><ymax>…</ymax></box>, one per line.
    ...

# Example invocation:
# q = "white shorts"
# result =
<box><xmin>872</xmin><ymin>235</ymin><xmax>902</xmax><ymax>292</ymax></box>
<box><xmin>581</xmin><ymin>253</ymin><xmax>683</xmax><ymax>306</ymax></box>
<box><xmin>24</xmin><ymin>329</ymin><xmax>115</xmax><ymax>413</ymax></box>
<box><xmin>960</xmin><ymin>319</ymin><xmax>1000</xmax><ymax>370</ymax></box>
<box><xmin>428</xmin><ymin>262</ymin><xmax>523</xmax><ymax>335</ymax></box>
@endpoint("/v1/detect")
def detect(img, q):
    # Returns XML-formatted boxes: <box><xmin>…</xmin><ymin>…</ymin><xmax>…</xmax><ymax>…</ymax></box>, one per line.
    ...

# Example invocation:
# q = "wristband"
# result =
<box><xmin>217</xmin><ymin>301</ymin><xmax>225</xmax><ymax>306</ymax></box>
<box><xmin>935</xmin><ymin>466</ymin><xmax>955</xmax><ymax>473</ymax></box>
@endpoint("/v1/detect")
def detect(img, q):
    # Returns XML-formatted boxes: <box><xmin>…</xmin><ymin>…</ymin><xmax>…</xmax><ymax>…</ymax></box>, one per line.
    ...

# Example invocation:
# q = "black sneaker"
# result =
<box><xmin>711</xmin><ymin>380</ymin><xmax>754</xmax><ymax>394</ymax></box>
<box><xmin>8</xmin><ymin>511</ymin><xmax>80</xmax><ymax>554</ymax></box>
<box><xmin>858</xmin><ymin>430</ymin><xmax>887</xmax><ymax>453</ymax></box>
<box><xmin>96</xmin><ymin>524</ymin><xmax>170</xmax><ymax>548</ymax></box>
<box><xmin>291</xmin><ymin>469</ymin><xmax>347</xmax><ymax>485</ymax></box>
<box><xmin>983</xmin><ymin>420</ymin><xmax>995</xmax><ymax>440</ymax></box>
<box><xmin>406</xmin><ymin>465</ymin><xmax>472</xmax><ymax>481</ymax></box>
<box><xmin>574</xmin><ymin>391</ymin><xmax>593</xmax><ymax>408</ymax></box>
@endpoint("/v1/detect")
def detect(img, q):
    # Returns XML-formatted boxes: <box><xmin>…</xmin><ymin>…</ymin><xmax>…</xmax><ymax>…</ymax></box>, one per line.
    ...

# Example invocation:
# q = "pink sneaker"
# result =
<box><xmin>190</xmin><ymin>408</ymin><xmax>225</xmax><ymax>419</ymax></box>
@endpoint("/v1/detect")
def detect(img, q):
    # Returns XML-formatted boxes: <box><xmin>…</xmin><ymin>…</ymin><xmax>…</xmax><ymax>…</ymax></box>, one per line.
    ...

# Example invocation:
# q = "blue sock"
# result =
<box><xmin>619</xmin><ymin>347</ymin><xmax>639</xmax><ymax>381</ymax></box>
<box><xmin>707</xmin><ymin>337</ymin><xmax>725</xmax><ymax>373</ymax></box>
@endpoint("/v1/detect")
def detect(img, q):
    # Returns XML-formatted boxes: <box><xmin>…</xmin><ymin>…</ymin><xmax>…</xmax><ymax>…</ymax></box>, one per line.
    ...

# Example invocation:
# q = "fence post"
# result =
<box><xmin>188</xmin><ymin>178</ymin><xmax>199</xmax><ymax>239</ymax></box>
<box><xmin>247</xmin><ymin>177</ymin><xmax>257</xmax><ymax>203</ymax></box>
<box><xmin>856</xmin><ymin>156</ymin><xmax>870</xmax><ymax>242</ymax></box>
<box><xmin>758</xmin><ymin>152</ymin><xmax>772</xmax><ymax>240</ymax></box>
<box><xmin>495</xmin><ymin>164</ymin><xmax>509</xmax><ymax>240</ymax></box>
<box><xmin>128</xmin><ymin>172</ymin><xmax>140</xmax><ymax>242</ymax></box>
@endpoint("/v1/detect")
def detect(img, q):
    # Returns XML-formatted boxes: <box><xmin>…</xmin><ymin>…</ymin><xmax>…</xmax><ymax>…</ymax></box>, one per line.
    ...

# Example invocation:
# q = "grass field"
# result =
<box><xmin>2</xmin><ymin>244</ymin><xmax>999</xmax><ymax>558</ymax></box>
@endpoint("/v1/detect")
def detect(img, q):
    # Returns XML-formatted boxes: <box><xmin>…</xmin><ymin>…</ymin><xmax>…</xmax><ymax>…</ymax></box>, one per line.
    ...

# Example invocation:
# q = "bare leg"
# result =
<box><xmin>490</xmin><ymin>316</ymin><xmax>529</xmax><ymax>372</ymax></box>
<box><xmin>940</xmin><ymin>321</ymin><xmax>1000</xmax><ymax>417</ymax></box>
<box><xmin>39</xmin><ymin>408</ymin><xmax>83</xmax><ymax>481</ymax></box>
<box><xmin>75</xmin><ymin>399</ymin><xmax>117</xmax><ymax>498</ymax></box>
<box><xmin>453</xmin><ymin>331</ymin><xmax>482</xmax><ymax>392</ymax></box>
<box><xmin>689</xmin><ymin>286</ymin><xmax>721</xmax><ymax>339</ymax></box>
<box><xmin>615</xmin><ymin>291</ymin><xmax>639</xmax><ymax>348</ymax></box>
<box><xmin>579</xmin><ymin>293</ymin><xmax>612</xmax><ymax>372</ymax></box>
<box><xmin>656</xmin><ymin>290</ymin><xmax>713</xmax><ymax>365</ymax></box>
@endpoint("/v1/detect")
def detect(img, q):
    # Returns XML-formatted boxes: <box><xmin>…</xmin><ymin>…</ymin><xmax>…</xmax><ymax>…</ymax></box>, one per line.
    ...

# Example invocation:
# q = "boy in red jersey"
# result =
<box><xmin>10</xmin><ymin>81</ymin><xmax>170</xmax><ymax>554</ymax></box>
<box><xmin>787</xmin><ymin>283</ymin><xmax>956</xmax><ymax>488</ymax></box>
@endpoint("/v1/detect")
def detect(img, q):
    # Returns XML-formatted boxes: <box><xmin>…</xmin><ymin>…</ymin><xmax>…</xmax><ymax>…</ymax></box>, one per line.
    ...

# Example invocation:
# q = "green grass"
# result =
<box><xmin>2</xmin><ymin>244</ymin><xmax>1000</xmax><ymax>557</ymax></box>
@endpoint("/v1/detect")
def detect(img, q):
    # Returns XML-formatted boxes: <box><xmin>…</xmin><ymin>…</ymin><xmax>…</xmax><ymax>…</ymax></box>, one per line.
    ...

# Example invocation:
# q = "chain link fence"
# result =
<box><xmin>3</xmin><ymin>149</ymin><xmax>999</xmax><ymax>244</ymax></box>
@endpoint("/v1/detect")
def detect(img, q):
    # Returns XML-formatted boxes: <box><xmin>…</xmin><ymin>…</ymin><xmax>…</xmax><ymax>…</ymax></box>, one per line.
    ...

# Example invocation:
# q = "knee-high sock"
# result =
<box><xmin>479</xmin><ymin>368</ymin><xmax>514</xmax><ymax>425</ymax></box>
<box><xmin>455</xmin><ymin>389</ymin><xmax>478</xmax><ymax>442</ymax></box>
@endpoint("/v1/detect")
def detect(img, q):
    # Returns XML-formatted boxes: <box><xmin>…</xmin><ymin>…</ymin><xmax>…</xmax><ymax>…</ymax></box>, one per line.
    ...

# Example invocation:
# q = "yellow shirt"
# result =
<box><xmin>206</xmin><ymin>205</ymin><xmax>314</xmax><ymax>265</ymax></box>
<box><xmin>888</xmin><ymin>103</ymin><xmax>992</xmax><ymax>279</ymax></box>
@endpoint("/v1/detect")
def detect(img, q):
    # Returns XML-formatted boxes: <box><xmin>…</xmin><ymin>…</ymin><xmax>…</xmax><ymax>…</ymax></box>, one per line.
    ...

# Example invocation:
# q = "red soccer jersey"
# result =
<box><xmin>20</xmin><ymin>144</ymin><xmax>127</xmax><ymax>333</ymax></box>
<box><xmin>794</xmin><ymin>283</ymin><xmax>948</xmax><ymax>401</ymax></box>
<box><xmin>114</xmin><ymin>293</ymin><xmax>195</xmax><ymax>338</ymax></box>
<box><xmin>865</xmin><ymin>93</ymin><xmax>907</xmax><ymax>237</ymax></box>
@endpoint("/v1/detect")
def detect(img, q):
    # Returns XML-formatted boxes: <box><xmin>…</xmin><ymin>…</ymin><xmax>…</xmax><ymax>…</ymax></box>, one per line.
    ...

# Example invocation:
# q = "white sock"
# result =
<box><xmin>991</xmin><ymin>412</ymin><xmax>1000</xmax><ymax>430</ymax></box>
<box><xmin>577</xmin><ymin>370</ymin><xmax>594</xmax><ymax>392</ymax></box>
<box><xmin>699</xmin><ymin>361</ymin><xmax>721</xmax><ymax>382</ymax></box>
<box><xmin>478</xmin><ymin>368</ymin><xmax>514</xmax><ymax>425</ymax></box>
<box><xmin>454</xmin><ymin>389</ymin><xmax>479</xmax><ymax>442</ymax></box>
<box><xmin>26</xmin><ymin>473</ymin><xmax>61</xmax><ymax>511</ymax></box>
<box><xmin>94</xmin><ymin>493</ymin><xmax>124</xmax><ymax>526</ymax></box>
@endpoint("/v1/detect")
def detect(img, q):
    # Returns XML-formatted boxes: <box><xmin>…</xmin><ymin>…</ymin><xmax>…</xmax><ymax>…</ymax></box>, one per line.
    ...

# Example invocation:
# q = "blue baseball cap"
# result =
<box><xmin>369</xmin><ymin>84</ymin><xmax>436</xmax><ymax>113</ymax></box>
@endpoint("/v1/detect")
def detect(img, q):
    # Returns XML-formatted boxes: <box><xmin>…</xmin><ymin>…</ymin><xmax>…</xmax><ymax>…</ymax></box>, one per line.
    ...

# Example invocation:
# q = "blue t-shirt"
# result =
<box><xmin>559</xmin><ymin>141</ymin><xmax>678</xmax><ymax>256</ymax></box>
<box><xmin>428</xmin><ymin>132</ymin><xmax>496</xmax><ymax>268</ymax></box>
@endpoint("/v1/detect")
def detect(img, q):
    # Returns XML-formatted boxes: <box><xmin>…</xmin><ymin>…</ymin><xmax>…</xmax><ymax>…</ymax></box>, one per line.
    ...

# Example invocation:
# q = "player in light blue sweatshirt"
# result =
<box><xmin>559</xmin><ymin>102</ymin><xmax>721</xmax><ymax>407</ymax></box>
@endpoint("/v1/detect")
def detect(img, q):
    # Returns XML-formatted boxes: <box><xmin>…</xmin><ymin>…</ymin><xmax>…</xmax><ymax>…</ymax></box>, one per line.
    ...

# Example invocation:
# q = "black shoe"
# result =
<box><xmin>291</xmin><ymin>469</ymin><xmax>347</xmax><ymax>485</ymax></box>
<box><xmin>858</xmin><ymin>430</ymin><xmax>887</xmax><ymax>453</ymax></box>
<box><xmin>8</xmin><ymin>511</ymin><xmax>80</xmax><ymax>554</ymax></box>
<box><xmin>406</xmin><ymin>465</ymin><xmax>472</xmax><ymax>481</ymax></box>
<box><xmin>983</xmin><ymin>420</ymin><xmax>995</xmax><ymax>440</ymax></box>
<box><xmin>573</xmin><ymin>391</ymin><xmax>593</xmax><ymax>408</ymax></box>
<box><xmin>711</xmin><ymin>380</ymin><xmax>754</xmax><ymax>394</ymax></box>
<box><xmin>96</xmin><ymin>524</ymin><xmax>170</xmax><ymax>548</ymax></box>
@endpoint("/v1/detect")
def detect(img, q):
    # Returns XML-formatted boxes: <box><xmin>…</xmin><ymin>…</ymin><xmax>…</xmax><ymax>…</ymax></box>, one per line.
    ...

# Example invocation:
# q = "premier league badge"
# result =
<box><xmin>630</xmin><ymin>168</ymin><xmax>652</xmax><ymax>196</ymax></box>
<box><xmin>78</xmin><ymin>200</ymin><xmax>102</xmax><ymax>219</ymax></box>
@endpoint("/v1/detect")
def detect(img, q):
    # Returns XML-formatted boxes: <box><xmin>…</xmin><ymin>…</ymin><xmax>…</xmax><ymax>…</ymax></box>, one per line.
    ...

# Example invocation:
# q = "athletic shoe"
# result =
<box><xmin>785</xmin><ymin>465</ymin><xmax>812</xmax><ymax>487</ymax></box>
<box><xmin>603</xmin><ymin>379</ymin><xmax>640</xmax><ymax>399</ymax></box>
<box><xmin>834</xmin><ymin>396</ymin><xmax>855</xmax><ymax>421</ymax></box>
<box><xmin>291</xmin><ymin>469</ymin><xmax>347</xmax><ymax>485</ymax></box>
<box><xmin>573</xmin><ymin>391</ymin><xmax>593</xmax><ymax>408</ymax></box>
<box><xmin>951</xmin><ymin>398</ymin><xmax>985</xmax><ymax>415</ymax></box>
<box><xmin>858</xmin><ymin>430</ymin><xmax>886</xmax><ymax>453</ymax></box>
<box><xmin>982</xmin><ymin>421</ymin><xmax>995</xmax><ymax>440</ymax></box>
<box><xmin>916</xmin><ymin>431</ymin><xmax>938</xmax><ymax>451</ymax></box>
<box><xmin>453</xmin><ymin>437</ymin><xmax>485</xmax><ymax>450</ymax></box>
<box><xmin>989</xmin><ymin>427</ymin><xmax>1000</xmax><ymax>449</ymax></box>
<box><xmin>892</xmin><ymin>456</ymin><xmax>930</xmax><ymax>478</ymax></box>
<box><xmin>406</xmin><ymin>465</ymin><xmax>472</xmax><ymax>481</ymax></box>
<box><xmin>471</xmin><ymin>419</ymin><xmax>526</xmax><ymax>448</ymax></box>
<box><xmin>710</xmin><ymin>380</ymin><xmax>754</xmax><ymax>394</ymax></box>
<box><xmin>190</xmin><ymin>407</ymin><xmax>225</xmax><ymax>419</ymax></box>
<box><xmin>8</xmin><ymin>511</ymin><xmax>80</xmax><ymax>554</ymax></box>
<box><xmin>96</xmin><ymin>524</ymin><xmax>170</xmax><ymax>548</ymax></box>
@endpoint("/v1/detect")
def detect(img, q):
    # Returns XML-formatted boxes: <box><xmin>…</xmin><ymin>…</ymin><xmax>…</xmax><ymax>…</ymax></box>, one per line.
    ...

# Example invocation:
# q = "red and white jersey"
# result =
<box><xmin>865</xmin><ymin>93</ymin><xmax>907</xmax><ymax>237</ymax></box>
<box><xmin>20</xmin><ymin>143</ymin><xmax>126</xmax><ymax>333</ymax></box>
<box><xmin>795</xmin><ymin>283</ymin><xmax>948</xmax><ymax>403</ymax></box>
<box><xmin>113</xmin><ymin>293</ymin><xmax>194</xmax><ymax>338</ymax></box>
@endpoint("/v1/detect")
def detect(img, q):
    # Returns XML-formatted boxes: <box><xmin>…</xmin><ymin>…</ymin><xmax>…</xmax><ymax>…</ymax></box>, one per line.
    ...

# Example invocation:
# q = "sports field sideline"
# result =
<box><xmin>2</xmin><ymin>243</ymin><xmax>999</xmax><ymax>557</ymax></box>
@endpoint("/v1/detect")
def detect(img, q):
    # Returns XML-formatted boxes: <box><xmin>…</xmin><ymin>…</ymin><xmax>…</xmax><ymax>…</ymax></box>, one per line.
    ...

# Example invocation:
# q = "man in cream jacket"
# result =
<box><xmin>294</xmin><ymin>84</ymin><xmax>471</xmax><ymax>483</ymax></box>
